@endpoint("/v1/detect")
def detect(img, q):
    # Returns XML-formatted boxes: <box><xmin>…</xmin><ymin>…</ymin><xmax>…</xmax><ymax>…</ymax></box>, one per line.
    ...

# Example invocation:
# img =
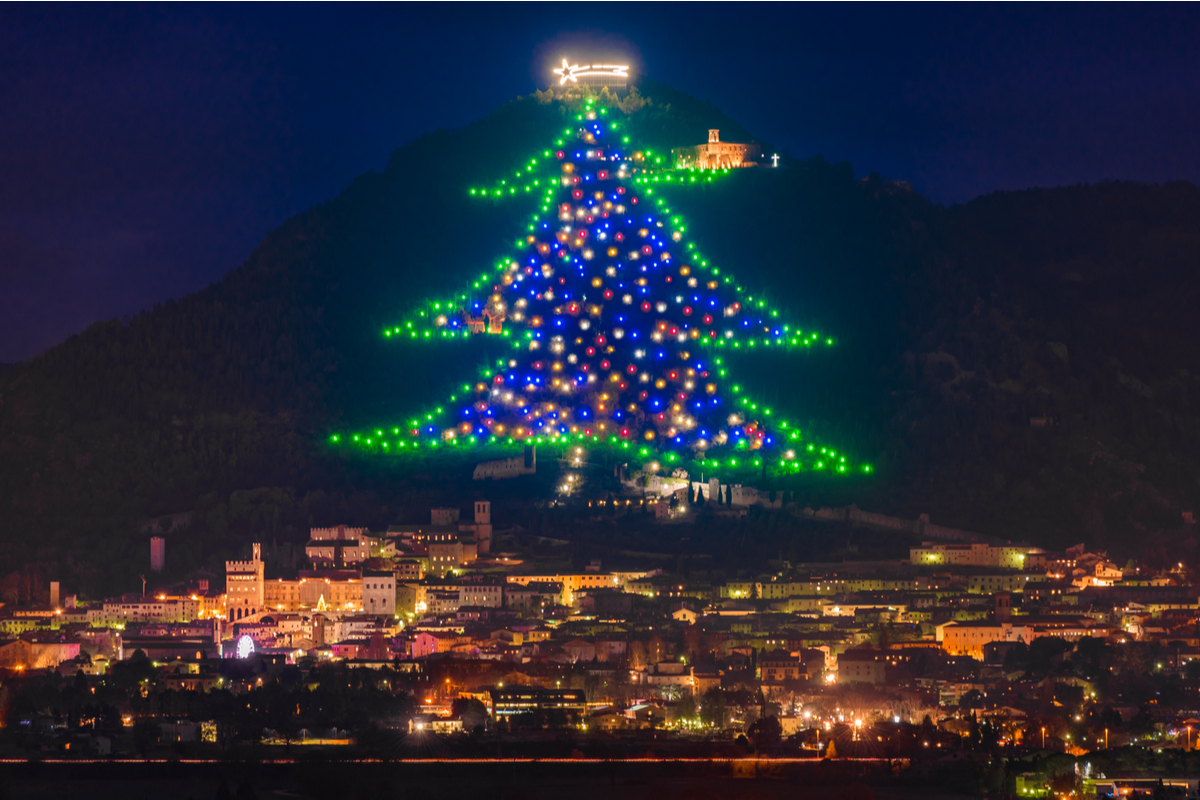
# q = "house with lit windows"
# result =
<box><xmin>759</xmin><ymin>649</ymin><xmax>803</xmax><ymax>682</ymax></box>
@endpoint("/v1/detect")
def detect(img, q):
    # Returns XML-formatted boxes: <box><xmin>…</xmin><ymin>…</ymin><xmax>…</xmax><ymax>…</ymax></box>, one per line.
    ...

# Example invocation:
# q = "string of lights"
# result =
<box><xmin>333</xmin><ymin>97</ymin><xmax>870</xmax><ymax>478</ymax></box>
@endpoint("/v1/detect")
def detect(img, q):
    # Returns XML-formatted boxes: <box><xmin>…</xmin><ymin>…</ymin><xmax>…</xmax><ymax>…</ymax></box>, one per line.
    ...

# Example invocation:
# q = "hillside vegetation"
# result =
<box><xmin>2</xmin><ymin>81</ymin><xmax>1199</xmax><ymax>598</ymax></box>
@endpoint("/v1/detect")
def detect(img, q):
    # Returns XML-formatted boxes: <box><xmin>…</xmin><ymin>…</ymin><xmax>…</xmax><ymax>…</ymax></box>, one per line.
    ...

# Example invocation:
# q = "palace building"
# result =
<box><xmin>225</xmin><ymin>544</ymin><xmax>264</xmax><ymax>621</ymax></box>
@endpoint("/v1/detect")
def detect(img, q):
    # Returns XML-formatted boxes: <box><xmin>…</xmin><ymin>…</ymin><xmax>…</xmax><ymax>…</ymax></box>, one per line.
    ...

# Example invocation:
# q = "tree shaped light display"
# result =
<box><xmin>335</xmin><ymin>97</ymin><xmax>870</xmax><ymax>478</ymax></box>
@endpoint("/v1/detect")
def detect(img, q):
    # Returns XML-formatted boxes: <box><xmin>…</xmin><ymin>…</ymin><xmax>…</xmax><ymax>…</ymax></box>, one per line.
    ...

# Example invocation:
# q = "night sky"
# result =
<box><xmin>3</xmin><ymin>4</ymin><xmax>1199</xmax><ymax>364</ymax></box>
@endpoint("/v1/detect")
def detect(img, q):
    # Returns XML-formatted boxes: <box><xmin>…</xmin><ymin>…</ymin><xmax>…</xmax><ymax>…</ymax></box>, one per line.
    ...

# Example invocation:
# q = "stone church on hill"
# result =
<box><xmin>672</xmin><ymin>129</ymin><xmax>762</xmax><ymax>170</ymax></box>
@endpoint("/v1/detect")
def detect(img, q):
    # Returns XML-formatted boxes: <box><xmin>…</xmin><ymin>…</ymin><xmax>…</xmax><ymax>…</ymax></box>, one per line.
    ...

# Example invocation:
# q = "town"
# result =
<box><xmin>3</xmin><ymin>461</ymin><xmax>1200</xmax><ymax>798</ymax></box>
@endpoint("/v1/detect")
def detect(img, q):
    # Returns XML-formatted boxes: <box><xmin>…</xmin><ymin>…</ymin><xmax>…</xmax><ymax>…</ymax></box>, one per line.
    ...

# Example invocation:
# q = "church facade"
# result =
<box><xmin>672</xmin><ymin>129</ymin><xmax>762</xmax><ymax>170</ymax></box>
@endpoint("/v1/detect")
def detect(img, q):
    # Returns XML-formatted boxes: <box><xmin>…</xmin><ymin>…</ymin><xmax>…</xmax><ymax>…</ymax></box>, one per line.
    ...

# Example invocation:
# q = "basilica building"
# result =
<box><xmin>672</xmin><ymin>129</ymin><xmax>762</xmax><ymax>170</ymax></box>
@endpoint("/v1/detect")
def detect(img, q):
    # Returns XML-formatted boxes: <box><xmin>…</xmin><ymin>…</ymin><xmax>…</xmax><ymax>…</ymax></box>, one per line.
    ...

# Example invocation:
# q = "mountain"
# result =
<box><xmin>677</xmin><ymin>171</ymin><xmax>1200</xmax><ymax>551</ymax></box>
<box><xmin>2</xmin><ymin>81</ymin><xmax>1199</xmax><ymax>599</ymax></box>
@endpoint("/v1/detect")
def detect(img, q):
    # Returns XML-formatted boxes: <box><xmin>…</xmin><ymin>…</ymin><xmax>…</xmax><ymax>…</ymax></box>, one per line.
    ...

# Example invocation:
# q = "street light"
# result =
<box><xmin>1042</xmin><ymin>727</ymin><xmax>1046</xmax><ymax>749</ymax></box>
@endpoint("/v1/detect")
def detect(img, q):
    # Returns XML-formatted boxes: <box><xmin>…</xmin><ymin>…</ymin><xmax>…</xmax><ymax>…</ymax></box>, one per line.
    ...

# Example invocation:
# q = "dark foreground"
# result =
<box><xmin>0</xmin><ymin>758</ymin><xmax>975</xmax><ymax>800</ymax></box>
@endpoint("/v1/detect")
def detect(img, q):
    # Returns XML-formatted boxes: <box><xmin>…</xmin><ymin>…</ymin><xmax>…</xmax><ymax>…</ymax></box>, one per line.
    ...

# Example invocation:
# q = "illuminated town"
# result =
<box><xmin>5</xmin><ymin>10</ymin><xmax>1200</xmax><ymax>799</ymax></box>
<box><xmin>4</xmin><ymin>462</ymin><xmax>1200</xmax><ymax>799</ymax></box>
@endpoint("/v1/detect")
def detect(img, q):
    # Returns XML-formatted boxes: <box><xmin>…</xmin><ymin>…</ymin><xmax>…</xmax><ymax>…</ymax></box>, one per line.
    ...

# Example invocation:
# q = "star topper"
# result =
<box><xmin>554</xmin><ymin>58</ymin><xmax>630</xmax><ymax>85</ymax></box>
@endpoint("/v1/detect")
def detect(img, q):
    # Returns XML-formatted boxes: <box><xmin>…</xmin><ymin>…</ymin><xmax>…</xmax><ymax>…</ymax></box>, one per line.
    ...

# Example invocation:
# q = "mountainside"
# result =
<box><xmin>2</xmin><ymin>82</ymin><xmax>1199</xmax><ymax>598</ymax></box>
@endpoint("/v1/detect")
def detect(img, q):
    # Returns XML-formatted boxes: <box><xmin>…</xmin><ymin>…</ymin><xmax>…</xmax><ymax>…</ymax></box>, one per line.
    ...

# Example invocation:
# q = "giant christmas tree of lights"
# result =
<box><xmin>335</xmin><ymin>97</ymin><xmax>870</xmax><ymax>478</ymax></box>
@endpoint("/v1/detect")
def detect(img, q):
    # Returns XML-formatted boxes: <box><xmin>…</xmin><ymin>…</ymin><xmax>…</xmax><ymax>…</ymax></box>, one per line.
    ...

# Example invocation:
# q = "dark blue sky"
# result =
<box><xmin>3</xmin><ymin>3</ymin><xmax>1199</xmax><ymax>363</ymax></box>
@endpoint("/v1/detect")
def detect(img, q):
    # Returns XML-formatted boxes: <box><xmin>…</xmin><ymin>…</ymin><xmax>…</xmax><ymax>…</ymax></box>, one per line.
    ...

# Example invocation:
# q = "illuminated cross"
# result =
<box><xmin>771</xmin><ymin>153</ymin><xmax>780</xmax><ymax>168</ymax></box>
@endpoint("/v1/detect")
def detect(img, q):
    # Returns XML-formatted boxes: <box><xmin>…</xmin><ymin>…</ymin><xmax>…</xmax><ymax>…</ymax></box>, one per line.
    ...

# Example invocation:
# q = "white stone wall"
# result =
<box><xmin>473</xmin><ymin>456</ymin><xmax>534</xmax><ymax>480</ymax></box>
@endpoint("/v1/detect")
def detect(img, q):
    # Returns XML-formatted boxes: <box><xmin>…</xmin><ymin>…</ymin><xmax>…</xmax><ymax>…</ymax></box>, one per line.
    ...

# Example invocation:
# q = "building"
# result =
<box><xmin>411</xmin><ymin>631</ymin><xmax>462</xmax><ymax>658</ymax></box>
<box><xmin>232</xmin><ymin>614</ymin><xmax>311</xmax><ymax>648</ymax></box>
<box><xmin>122</xmin><ymin>632</ymin><xmax>218</xmax><ymax>661</ymax></box>
<box><xmin>836</xmin><ymin>651</ymin><xmax>886</xmax><ymax>685</ymax></box>
<box><xmin>363</xmin><ymin>571</ymin><xmax>396</xmax><ymax>617</ymax></box>
<box><xmin>911</xmin><ymin>542</ymin><xmax>1035</xmax><ymax>569</ymax></box>
<box><xmin>672</xmin><ymin>130</ymin><xmax>761</xmax><ymax>170</ymax></box>
<box><xmin>458</xmin><ymin>582</ymin><xmax>503</xmax><ymax>609</ymax></box>
<box><xmin>562</xmin><ymin>639</ymin><xmax>597</xmax><ymax>663</ymax></box>
<box><xmin>1079</xmin><ymin>584</ymin><xmax>1199</xmax><ymax>608</ymax></box>
<box><xmin>262</xmin><ymin>578</ymin><xmax>302</xmax><ymax>613</ymax></box>
<box><xmin>760</xmin><ymin>649</ymin><xmax>803</xmax><ymax>682</ymax></box>
<box><xmin>473</xmin><ymin>445</ymin><xmax>536</xmax><ymax>480</ymax></box>
<box><xmin>307</xmin><ymin>525</ymin><xmax>371</xmax><ymax>568</ymax></box>
<box><xmin>0</xmin><ymin>637</ymin><xmax>80</xmax><ymax>670</ymax></box>
<box><xmin>488</xmin><ymin>687</ymin><xmax>587</xmax><ymax>716</ymax></box>
<box><xmin>459</xmin><ymin>501</ymin><xmax>493</xmax><ymax>554</ymax></box>
<box><xmin>641</xmin><ymin>662</ymin><xmax>695</xmax><ymax>693</ymax></box>
<box><xmin>966</xmin><ymin>573</ymin><xmax>1042</xmax><ymax>594</ymax></box>
<box><xmin>428</xmin><ymin>539</ymin><xmax>478</xmax><ymax>578</ymax></box>
<box><xmin>426</xmin><ymin>589</ymin><xmax>462</xmax><ymax>615</ymax></box>
<box><xmin>150</xmin><ymin>537</ymin><xmax>165</xmax><ymax>572</ymax></box>
<box><xmin>263</xmin><ymin>572</ymin><xmax>362</xmax><ymax>614</ymax></box>
<box><xmin>394</xmin><ymin>560</ymin><xmax>424</xmax><ymax>582</ymax></box>
<box><xmin>584</xmin><ymin>590</ymin><xmax>634</xmax><ymax>617</ymax></box>
<box><xmin>938</xmin><ymin>618</ymin><xmax>1114</xmax><ymax>660</ymax></box>
<box><xmin>226</xmin><ymin>544</ymin><xmax>265</xmax><ymax>621</ymax></box>
<box><xmin>503</xmin><ymin>585</ymin><xmax>546</xmax><ymax>616</ymax></box>
<box><xmin>693</xmin><ymin>670</ymin><xmax>722</xmax><ymax>696</ymax></box>
<box><xmin>410</xmin><ymin>715</ymin><xmax>464</xmax><ymax>734</ymax></box>
<box><xmin>396</xmin><ymin>583</ymin><xmax>422</xmax><ymax>616</ymax></box>
<box><xmin>387</xmin><ymin>522</ymin><xmax>457</xmax><ymax>546</ymax></box>
<box><xmin>412</xmin><ymin>503</ymin><xmax>494</xmax><ymax>556</ymax></box>
<box><xmin>87</xmin><ymin>597</ymin><xmax>199</xmax><ymax>626</ymax></box>
<box><xmin>507</xmin><ymin>572</ymin><xmax>628</xmax><ymax>607</ymax></box>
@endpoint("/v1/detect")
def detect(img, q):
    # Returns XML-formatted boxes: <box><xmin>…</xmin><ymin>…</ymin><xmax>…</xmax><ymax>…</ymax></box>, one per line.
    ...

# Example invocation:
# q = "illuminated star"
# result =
<box><xmin>554</xmin><ymin>58</ymin><xmax>581</xmax><ymax>85</ymax></box>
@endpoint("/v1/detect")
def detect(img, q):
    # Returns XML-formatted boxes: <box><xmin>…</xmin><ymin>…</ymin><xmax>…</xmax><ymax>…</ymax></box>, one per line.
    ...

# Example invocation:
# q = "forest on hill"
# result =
<box><xmin>1</xmin><ymin>81</ymin><xmax>1199</xmax><ymax>599</ymax></box>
